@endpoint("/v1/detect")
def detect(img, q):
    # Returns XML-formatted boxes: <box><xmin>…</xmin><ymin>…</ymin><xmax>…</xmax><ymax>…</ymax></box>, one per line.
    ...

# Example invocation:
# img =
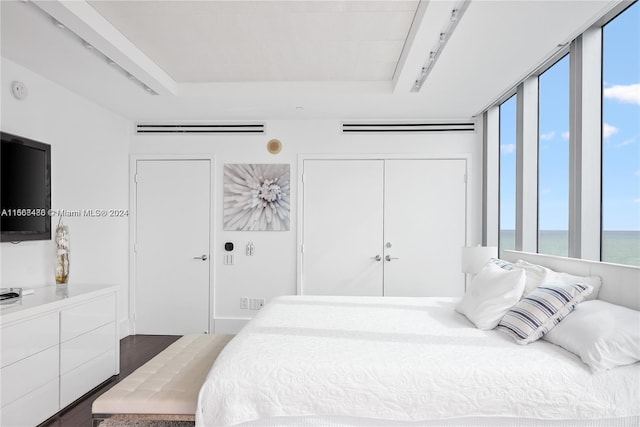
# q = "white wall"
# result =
<box><xmin>0</xmin><ymin>57</ymin><xmax>483</xmax><ymax>337</ymax></box>
<box><xmin>1</xmin><ymin>58</ymin><xmax>131</xmax><ymax>337</ymax></box>
<box><xmin>131</xmin><ymin>120</ymin><xmax>483</xmax><ymax>332</ymax></box>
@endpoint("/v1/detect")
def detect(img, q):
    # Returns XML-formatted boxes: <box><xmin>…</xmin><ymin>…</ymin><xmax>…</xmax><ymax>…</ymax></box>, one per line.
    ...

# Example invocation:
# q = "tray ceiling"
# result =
<box><xmin>87</xmin><ymin>1</ymin><xmax>419</xmax><ymax>83</ymax></box>
<box><xmin>0</xmin><ymin>0</ymin><xmax>622</xmax><ymax>120</ymax></box>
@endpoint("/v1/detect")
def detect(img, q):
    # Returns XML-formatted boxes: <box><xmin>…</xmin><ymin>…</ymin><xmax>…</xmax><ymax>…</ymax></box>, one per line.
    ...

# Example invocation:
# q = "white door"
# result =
<box><xmin>134</xmin><ymin>159</ymin><xmax>211</xmax><ymax>334</ymax></box>
<box><xmin>384</xmin><ymin>159</ymin><xmax>466</xmax><ymax>296</ymax></box>
<box><xmin>301</xmin><ymin>160</ymin><xmax>384</xmax><ymax>296</ymax></box>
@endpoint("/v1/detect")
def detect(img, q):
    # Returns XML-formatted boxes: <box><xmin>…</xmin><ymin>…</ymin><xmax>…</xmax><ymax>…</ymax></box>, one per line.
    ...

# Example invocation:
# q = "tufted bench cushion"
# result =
<box><xmin>92</xmin><ymin>334</ymin><xmax>233</xmax><ymax>421</ymax></box>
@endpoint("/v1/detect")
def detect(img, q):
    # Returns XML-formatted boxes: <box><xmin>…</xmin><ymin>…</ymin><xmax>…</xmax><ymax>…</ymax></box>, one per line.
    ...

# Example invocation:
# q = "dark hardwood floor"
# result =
<box><xmin>39</xmin><ymin>335</ymin><xmax>181</xmax><ymax>427</ymax></box>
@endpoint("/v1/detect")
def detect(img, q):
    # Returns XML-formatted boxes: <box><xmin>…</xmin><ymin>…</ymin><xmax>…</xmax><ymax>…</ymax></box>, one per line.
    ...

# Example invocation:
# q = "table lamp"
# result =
<box><xmin>461</xmin><ymin>246</ymin><xmax>498</xmax><ymax>275</ymax></box>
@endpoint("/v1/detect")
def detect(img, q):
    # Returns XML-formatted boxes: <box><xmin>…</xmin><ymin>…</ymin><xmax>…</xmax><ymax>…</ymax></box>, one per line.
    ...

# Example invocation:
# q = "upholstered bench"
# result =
<box><xmin>92</xmin><ymin>334</ymin><xmax>233</xmax><ymax>426</ymax></box>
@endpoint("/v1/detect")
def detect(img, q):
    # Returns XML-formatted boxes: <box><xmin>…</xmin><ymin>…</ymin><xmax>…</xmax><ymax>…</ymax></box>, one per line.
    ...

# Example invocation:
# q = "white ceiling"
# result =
<box><xmin>0</xmin><ymin>0</ymin><xmax>622</xmax><ymax>121</ymax></box>
<box><xmin>88</xmin><ymin>1</ymin><xmax>419</xmax><ymax>83</ymax></box>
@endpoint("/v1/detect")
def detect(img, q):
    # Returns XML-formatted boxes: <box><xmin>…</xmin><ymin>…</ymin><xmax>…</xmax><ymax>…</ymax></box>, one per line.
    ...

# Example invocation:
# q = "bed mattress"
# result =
<box><xmin>196</xmin><ymin>296</ymin><xmax>639</xmax><ymax>426</ymax></box>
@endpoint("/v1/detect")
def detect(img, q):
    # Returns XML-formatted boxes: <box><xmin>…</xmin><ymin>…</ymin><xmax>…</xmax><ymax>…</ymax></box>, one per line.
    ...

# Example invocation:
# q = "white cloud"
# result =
<box><xmin>501</xmin><ymin>144</ymin><xmax>515</xmax><ymax>154</ymax></box>
<box><xmin>604</xmin><ymin>83</ymin><xmax>640</xmax><ymax>105</ymax></box>
<box><xmin>540</xmin><ymin>131</ymin><xmax>555</xmax><ymax>141</ymax></box>
<box><xmin>540</xmin><ymin>188</ymin><xmax>552</xmax><ymax>195</ymax></box>
<box><xmin>603</xmin><ymin>123</ymin><xmax>619</xmax><ymax>139</ymax></box>
<box><xmin>615</xmin><ymin>138</ymin><xmax>636</xmax><ymax>148</ymax></box>
<box><xmin>634</xmin><ymin>198</ymin><xmax>640</xmax><ymax>204</ymax></box>
<box><xmin>561</xmin><ymin>131</ymin><xmax>570</xmax><ymax>140</ymax></box>
<box><xmin>635</xmin><ymin>170</ymin><xmax>640</xmax><ymax>177</ymax></box>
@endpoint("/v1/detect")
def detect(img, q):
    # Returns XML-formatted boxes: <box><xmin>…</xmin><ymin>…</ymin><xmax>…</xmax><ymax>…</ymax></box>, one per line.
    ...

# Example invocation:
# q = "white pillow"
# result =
<box><xmin>545</xmin><ymin>270</ymin><xmax>602</xmax><ymax>301</ymax></box>
<box><xmin>543</xmin><ymin>300</ymin><xmax>640</xmax><ymax>372</ymax></box>
<box><xmin>456</xmin><ymin>262</ymin><xmax>525</xmax><ymax>330</ymax></box>
<box><xmin>497</xmin><ymin>282</ymin><xmax>593</xmax><ymax>344</ymax></box>
<box><xmin>514</xmin><ymin>259</ymin><xmax>602</xmax><ymax>300</ymax></box>
<box><xmin>514</xmin><ymin>260</ymin><xmax>551</xmax><ymax>295</ymax></box>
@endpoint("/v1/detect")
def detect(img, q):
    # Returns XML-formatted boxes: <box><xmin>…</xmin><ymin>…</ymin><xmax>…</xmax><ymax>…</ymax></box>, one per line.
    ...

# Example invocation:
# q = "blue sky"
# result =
<box><xmin>500</xmin><ymin>2</ymin><xmax>639</xmax><ymax>232</ymax></box>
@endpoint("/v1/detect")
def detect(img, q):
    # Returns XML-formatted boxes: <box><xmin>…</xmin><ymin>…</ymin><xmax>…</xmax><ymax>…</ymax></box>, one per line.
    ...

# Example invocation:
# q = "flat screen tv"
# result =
<box><xmin>1</xmin><ymin>131</ymin><xmax>52</xmax><ymax>242</ymax></box>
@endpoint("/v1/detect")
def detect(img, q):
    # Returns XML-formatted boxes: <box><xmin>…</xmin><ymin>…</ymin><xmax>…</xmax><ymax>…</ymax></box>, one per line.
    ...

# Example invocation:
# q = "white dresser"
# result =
<box><xmin>0</xmin><ymin>284</ymin><xmax>119</xmax><ymax>427</ymax></box>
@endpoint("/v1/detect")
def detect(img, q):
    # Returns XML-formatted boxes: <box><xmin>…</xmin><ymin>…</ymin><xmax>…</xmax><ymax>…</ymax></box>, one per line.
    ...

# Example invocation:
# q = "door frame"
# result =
<box><xmin>129</xmin><ymin>154</ymin><xmax>216</xmax><ymax>334</ymax></box>
<box><xmin>297</xmin><ymin>153</ymin><xmax>472</xmax><ymax>295</ymax></box>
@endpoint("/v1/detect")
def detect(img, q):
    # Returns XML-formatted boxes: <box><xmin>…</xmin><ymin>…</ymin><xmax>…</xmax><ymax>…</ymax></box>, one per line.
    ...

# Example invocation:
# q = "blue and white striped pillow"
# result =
<box><xmin>489</xmin><ymin>257</ymin><xmax>514</xmax><ymax>271</ymax></box>
<box><xmin>497</xmin><ymin>283</ymin><xmax>593</xmax><ymax>345</ymax></box>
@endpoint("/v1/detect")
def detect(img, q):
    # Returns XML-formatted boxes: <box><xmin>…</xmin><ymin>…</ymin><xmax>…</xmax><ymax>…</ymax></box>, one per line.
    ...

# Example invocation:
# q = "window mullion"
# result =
<box><xmin>516</xmin><ymin>78</ymin><xmax>539</xmax><ymax>253</ymax></box>
<box><xmin>483</xmin><ymin>107</ymin><xmax>500</xmax><ymax>247</ymax></box>
<box><xmin>569</xmin><ymin>29</ymin><xmax>602</xmax><ymax>261</ymax></box>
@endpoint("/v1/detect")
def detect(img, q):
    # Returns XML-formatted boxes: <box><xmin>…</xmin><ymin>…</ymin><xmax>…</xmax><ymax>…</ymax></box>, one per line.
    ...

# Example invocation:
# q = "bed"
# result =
<box><xmin>196</xmin><ymin>251</ymin><xmax>640</xmax><ymax>427</ymax></box>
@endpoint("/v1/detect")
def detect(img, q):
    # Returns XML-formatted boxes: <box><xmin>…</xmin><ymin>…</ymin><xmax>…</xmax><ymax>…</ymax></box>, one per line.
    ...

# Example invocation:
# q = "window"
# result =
<box><xmin>538</xmin><ymin>55</ymin><xmax>570</xmax><ymax>256</ymax></box>
<box><xmin>602</xmin><ymin>2</ymin><xmax>640</xmax><ymax>266</ymax></box>
<box><xmin>499</xmin><ymin>95</ymin><xmax>517</xmax><ymax>256</ymax></box>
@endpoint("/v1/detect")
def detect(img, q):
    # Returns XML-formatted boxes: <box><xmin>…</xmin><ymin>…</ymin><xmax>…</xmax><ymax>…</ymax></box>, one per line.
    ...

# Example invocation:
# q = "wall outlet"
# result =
<box><xmin>240</xmin><ymin>297</ymin><xmax>249</xmax><ymax>309</ymax></box>
<box><xmin>224</xmin><ymin>254</ymin><xmax>234</xmax><ymax>265</ymax></box>
<box><xmin>249</xmin><ymin>298</ymin><xmax>265</xmax><ymax>310</ymax></box>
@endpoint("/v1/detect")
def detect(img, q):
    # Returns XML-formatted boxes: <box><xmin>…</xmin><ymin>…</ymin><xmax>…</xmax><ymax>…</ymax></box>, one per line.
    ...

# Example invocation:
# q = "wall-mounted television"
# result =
<box><xmin>1</xmin><ymin>131</ymin><xmax>52</xmax><ymax>242</ymax></box>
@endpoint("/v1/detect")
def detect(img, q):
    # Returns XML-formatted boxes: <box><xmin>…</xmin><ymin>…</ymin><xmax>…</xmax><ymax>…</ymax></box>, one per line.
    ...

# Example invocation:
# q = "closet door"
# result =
<box><xmin>301</xmin><ymin>160</ymin><xmax>384</xmax><ymax>296</ymax></box>
<box><xmin>383</xmin><ymin>159</ymin><xmax>466</xmax><ymax>297</ymax></box>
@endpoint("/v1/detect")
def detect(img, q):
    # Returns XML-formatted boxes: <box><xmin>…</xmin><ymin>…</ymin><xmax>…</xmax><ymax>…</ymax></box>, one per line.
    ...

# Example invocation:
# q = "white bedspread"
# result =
<box><xmin>196</xmin><ymin>296</ymin><xmax>640</xmax><ymax>426</ymax></box>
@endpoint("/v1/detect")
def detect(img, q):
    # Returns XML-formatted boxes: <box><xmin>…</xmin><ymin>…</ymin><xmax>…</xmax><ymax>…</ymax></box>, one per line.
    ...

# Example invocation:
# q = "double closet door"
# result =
<box><xmin>301</xmin><ymin>159</ymin><xmax>466</xmax><ymax>297</ymax></box>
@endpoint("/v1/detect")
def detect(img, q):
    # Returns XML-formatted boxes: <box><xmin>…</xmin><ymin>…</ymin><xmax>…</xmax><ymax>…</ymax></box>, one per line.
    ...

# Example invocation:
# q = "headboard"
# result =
<box><xmin>502</xmin><ymin>250</ymin><xmax>640</xmax><ymax>311</ymax></box>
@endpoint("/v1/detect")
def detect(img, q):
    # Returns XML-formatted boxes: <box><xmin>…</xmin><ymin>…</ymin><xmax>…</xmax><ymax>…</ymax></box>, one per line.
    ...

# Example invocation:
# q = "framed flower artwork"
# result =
<box><xmin>223</xmin><ymin>164</ymin><xmax>290</xmax><ymax>231</ymax></box>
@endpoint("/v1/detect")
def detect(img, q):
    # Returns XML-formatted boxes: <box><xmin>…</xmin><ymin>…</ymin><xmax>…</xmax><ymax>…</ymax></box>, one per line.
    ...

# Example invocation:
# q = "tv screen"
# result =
<box><xmin>1</xmin><ymin>132</ymin><xmax>51</xmax><ymax>242</ymax></box>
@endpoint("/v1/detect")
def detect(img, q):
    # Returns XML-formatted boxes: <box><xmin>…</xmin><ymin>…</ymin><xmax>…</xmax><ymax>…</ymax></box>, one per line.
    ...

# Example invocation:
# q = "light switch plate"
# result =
<box><xmin>246</xmin><ymin>241</ymin><xmax>255</xmax><ymax>256</ymax></box>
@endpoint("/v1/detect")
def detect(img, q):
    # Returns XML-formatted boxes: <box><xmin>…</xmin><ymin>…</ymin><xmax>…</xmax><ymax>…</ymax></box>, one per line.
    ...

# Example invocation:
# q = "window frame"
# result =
<box><xmin>599</xmin><ymin>2</ymin><xmax>640</xmax><ymax>265</ymax></box>
<box><xmin>483</xmin><ymin>1</ymin><xmax>638</xmax><ymax>266</ymax></box>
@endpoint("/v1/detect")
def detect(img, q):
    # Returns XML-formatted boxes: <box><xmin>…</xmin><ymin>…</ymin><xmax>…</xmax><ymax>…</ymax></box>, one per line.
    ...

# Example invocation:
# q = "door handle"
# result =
<box><xmin>193</xmin><ymin>254</ymin><xmax>208</xmax><ymax>261</ymax></box>
<box><xmin>385</xmin><ymin>255</ymin><xmax>399</xmax><ymax>262</ymax></box>
<box><xmin>371</xmin><ymin>255</ymin><xmax>382</xmax><ymax>261</ymax></box>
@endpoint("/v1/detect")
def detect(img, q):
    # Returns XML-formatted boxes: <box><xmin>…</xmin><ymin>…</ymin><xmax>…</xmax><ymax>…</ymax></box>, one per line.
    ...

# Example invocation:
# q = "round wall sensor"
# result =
<box><xmin>11</xmin><ymin>81</ymin><xmax>27</xmax><ymax>100</ymax></box>
<box><xmin>267</xmin><ymin>139</ymin><xmax>282</xmax><ymax>154</ymax></box>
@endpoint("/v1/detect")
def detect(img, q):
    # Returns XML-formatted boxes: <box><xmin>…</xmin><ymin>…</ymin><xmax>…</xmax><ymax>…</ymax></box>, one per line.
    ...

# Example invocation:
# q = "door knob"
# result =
<box><xmin>371</xmin><ymin>255</ymin><xmax>382</xmax><ymax>261</ymax></box>
<box><xmin>193</xmin><ymin>254</ymin><xmax>208</xmax><ymax>261</ymax></box>
<box><xmin>385</xmin><ymin>255</ymin><xmax>399</xmax><ymax>262</ymax></box>
<box><xmin>386</xmin><ymin>242</ymin><xmax>392</xmax><ymax>248</ymax></box>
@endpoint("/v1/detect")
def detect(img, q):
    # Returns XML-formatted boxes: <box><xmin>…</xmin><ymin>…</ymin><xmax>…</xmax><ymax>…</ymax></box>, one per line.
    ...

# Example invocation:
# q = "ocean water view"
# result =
<box><xmin>500</xmin><ymin>230</ymin><xmax>640</xmax><ymax>267</ymax></box>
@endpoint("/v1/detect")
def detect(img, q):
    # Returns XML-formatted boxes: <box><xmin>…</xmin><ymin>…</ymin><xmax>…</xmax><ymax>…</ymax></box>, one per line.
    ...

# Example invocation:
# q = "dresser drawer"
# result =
<box><xmin>1</xmin><ymin>345</ymin><xmax>58</xmax><ymax>407</ymax></box>
<box><xmin>0</xmin><ymin>377</ymin><xmax>59</xmax><ymax>427</ymax></box>
<box><xmin>0</xmin><ymin>311</ymin><xmax>59</xmax><ymax>368</ymax></box>
<box><xmin>60</xmin><ymin>348</ymin><xmax>116</xmax><ymax>408</ymax></box>
<box><xmin>61</xmin><ymin>293</ymin><xmax>116</xmax><ymax>342</ymax></box>
<box><xmin>60</xmin><ymin>321</ymin><xmax>115</xmax><ymax>375</ymax></box>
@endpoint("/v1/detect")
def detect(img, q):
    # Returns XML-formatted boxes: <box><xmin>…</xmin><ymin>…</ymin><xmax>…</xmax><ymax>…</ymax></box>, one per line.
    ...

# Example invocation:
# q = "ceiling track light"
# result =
<box><xmin>41</xmin><ymin>7</ymin><xmax>157</xmax><ymax>96</ymax></box>
<box><xmin>411</xmin><ymin>0</ymin><xmax>470</xmax><ymax>93</ymax></box>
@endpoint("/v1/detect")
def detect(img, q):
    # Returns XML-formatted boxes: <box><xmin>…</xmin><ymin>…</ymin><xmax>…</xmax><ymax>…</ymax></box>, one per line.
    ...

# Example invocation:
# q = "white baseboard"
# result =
<box><xmin>119</xmin><ymin>318</ymin><xmax>130</xmax><ymax>339</ymax></box>
<box><xmin>118</xmin><ymin>317</ymin><xmax>247</xmax><ymax>336</ymax></box>
<box><xmin>213</xmin><ymin>317</ymin><xmax>249</xmax><ymax>334</ymax></box>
